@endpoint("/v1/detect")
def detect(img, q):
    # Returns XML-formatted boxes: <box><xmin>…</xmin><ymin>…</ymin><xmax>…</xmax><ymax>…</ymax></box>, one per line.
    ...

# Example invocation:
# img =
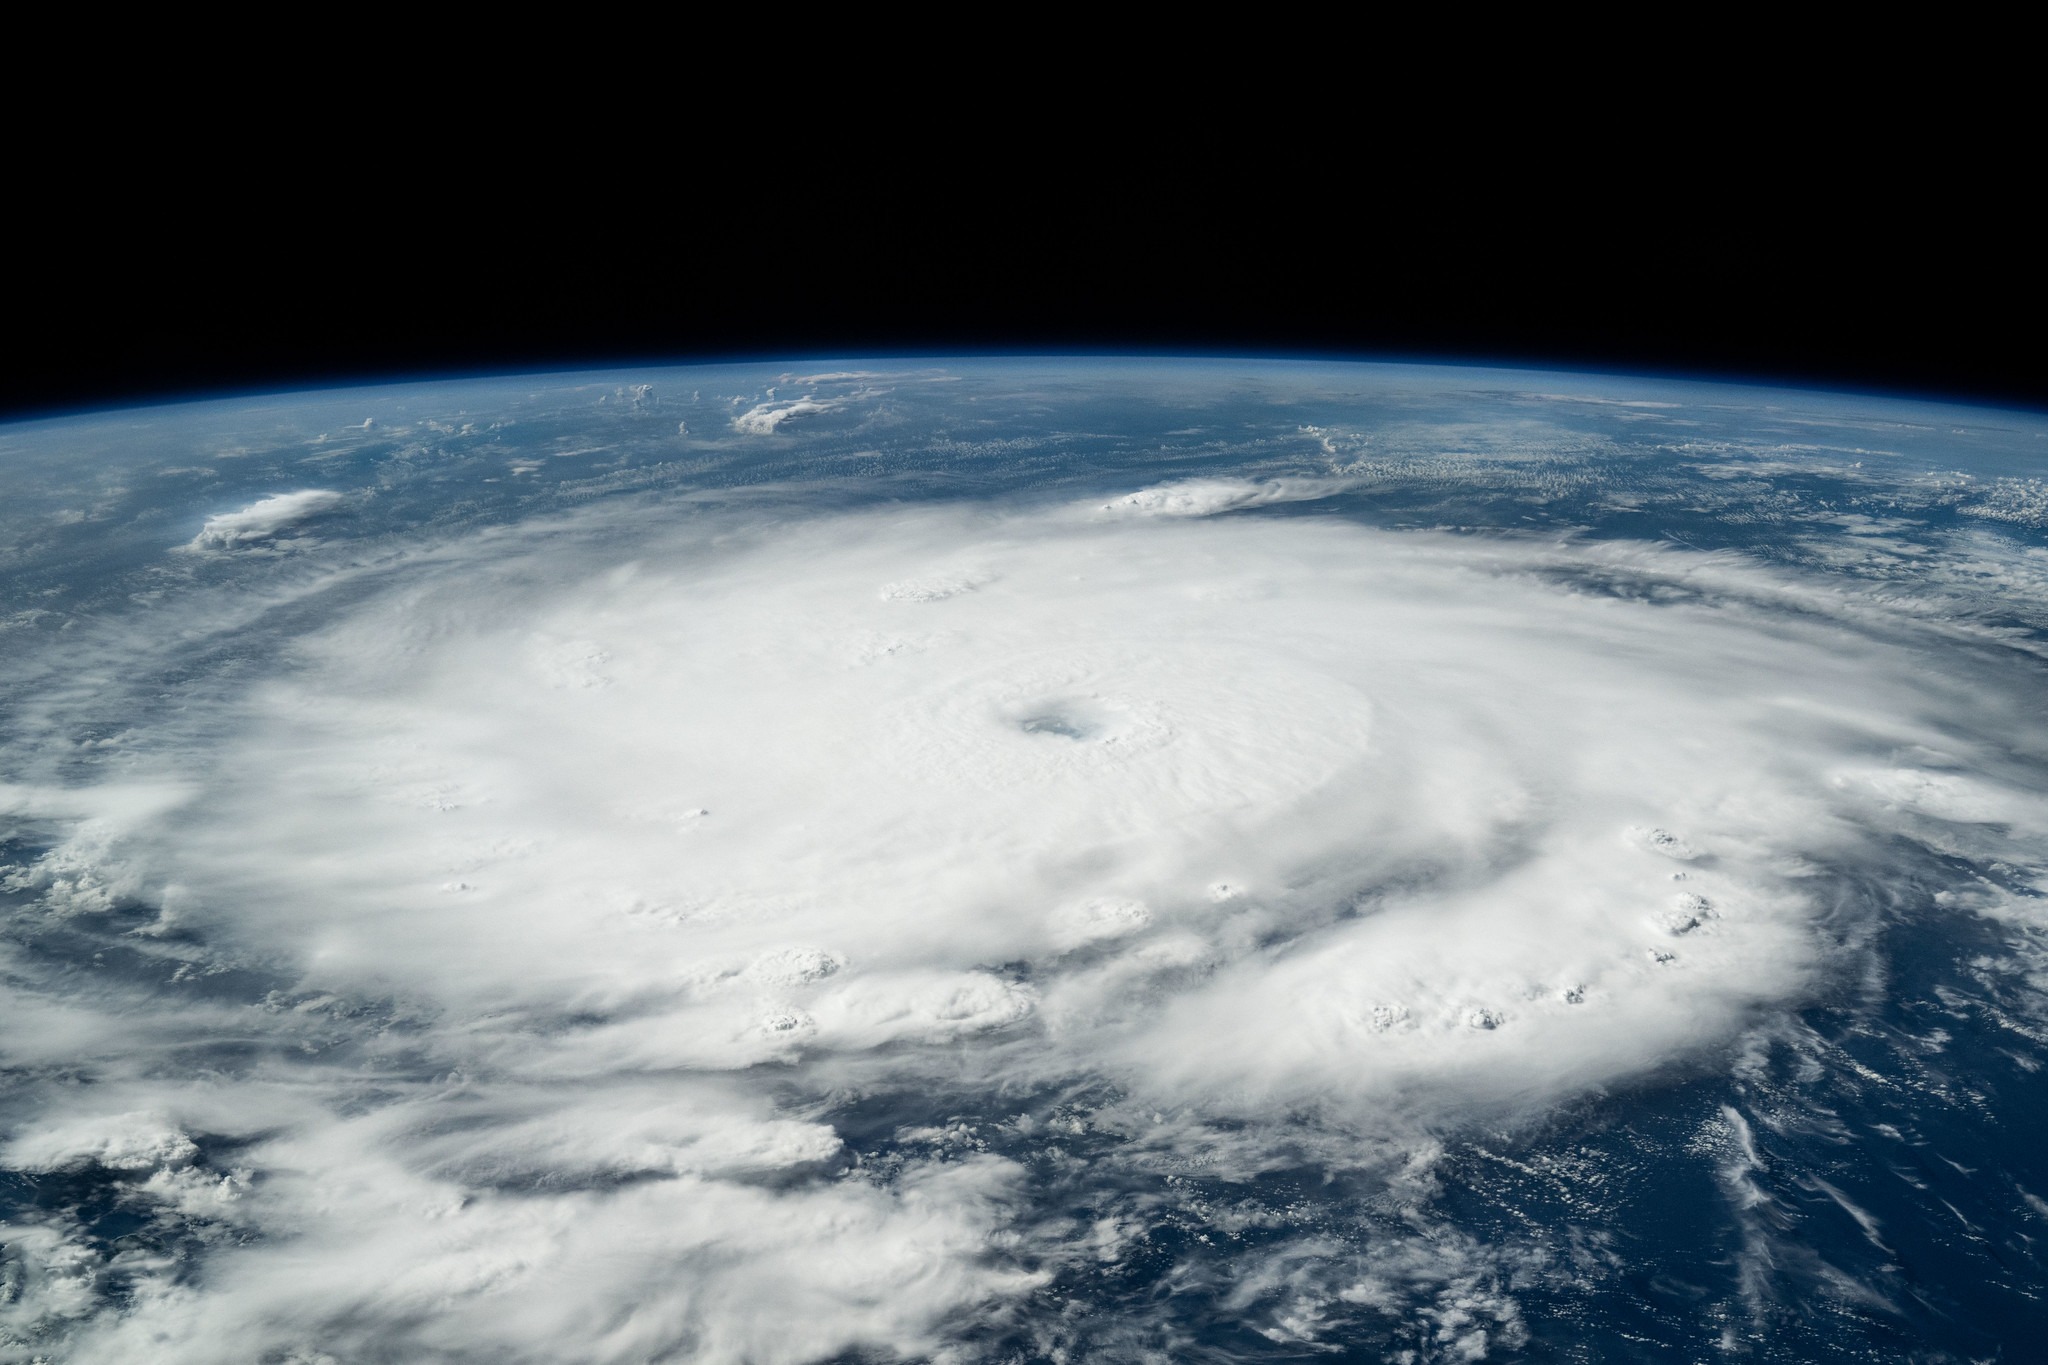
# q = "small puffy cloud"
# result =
<box><xmin>1051</xmin><ymin>898</ymin><xmax>1153</xmax><ymax>951</ymax></box>
<box><xmin>188</xmin><ymin>489</ymin><xmax>343</xmax><ymax>549</ymax></box>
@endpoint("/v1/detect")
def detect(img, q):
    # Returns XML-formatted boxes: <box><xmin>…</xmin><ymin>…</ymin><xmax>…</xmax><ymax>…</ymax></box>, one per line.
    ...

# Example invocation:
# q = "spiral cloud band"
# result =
<box><xmin>3</xmin><ymin>365</ymin><xmax>2046</xmax><ymax>1362</ymax></box>
<box><xmin>4</xmin><ymin>477</ymin><xmax>2040</xmax><ymax>1362</ymax></box>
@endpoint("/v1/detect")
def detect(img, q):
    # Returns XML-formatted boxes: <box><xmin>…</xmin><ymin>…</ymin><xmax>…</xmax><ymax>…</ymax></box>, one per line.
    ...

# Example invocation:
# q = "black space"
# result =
<box><xmin>7</xmin><ymin>175</ymin><xmax>2040</xmax><ymax>421</ymax></box>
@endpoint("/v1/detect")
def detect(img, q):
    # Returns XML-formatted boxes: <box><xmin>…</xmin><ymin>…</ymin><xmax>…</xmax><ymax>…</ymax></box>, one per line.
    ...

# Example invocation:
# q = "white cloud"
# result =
<box><xmin>731</xmin><ymin>396</ymin><xmax>841</xmax><ymax>435</ymax></box>
<box><xmin>3</xmin><ymin>1111</ymin><xmax>199</xmax><ymax>1174</ymax></box>
<box><xmin>60</xmin><ymin>1149</ymin><xmax>1038</xmax><ymax>1365</ymax></box>
<box><xmin>187</xmin><ymin>489</ymin><xmax>344</xmax><ymax>550</ymax></box>
<box><xmin>5</xmin><ymin>491</ymin><xmax>2045</xmax><ymax>1360</ymax></box>
<box><xmin>1096</xmin><ymin>476</ymin><xmax>1357</xmax><ymax>517</ymax></box>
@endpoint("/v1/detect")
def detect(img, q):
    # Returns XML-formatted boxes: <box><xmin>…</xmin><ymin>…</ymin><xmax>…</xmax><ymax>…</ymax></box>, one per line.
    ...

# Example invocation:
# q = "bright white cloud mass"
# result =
<box><xmin>186</xmin><ymin>490</ymin><xmax>344</xmax><ymax>550</ymax></box>
<box><xmin>3</xmin><ymin>366</ymin><xmax>2046</xmax><ymax>1364</ymax></box>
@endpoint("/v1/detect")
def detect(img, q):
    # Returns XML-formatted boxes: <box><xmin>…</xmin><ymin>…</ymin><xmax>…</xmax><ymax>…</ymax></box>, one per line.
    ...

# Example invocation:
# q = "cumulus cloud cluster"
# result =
<box><xmin>1097</xmin><ymin>476</ymin><xmax>1360</xmax><ymax>517</ymax></box>
<box><xmin>4</xmin><ymin>478</ymin><xmax>2044</xmax><ymax>1362</ymax></box>
<box><xmin>186</xmin><ymin>489</ymin><xmax>343</xmax><ymax>550</ymax></box>
<box><xmin>731</xmin><ymin>396</ymin><xmax>841</xmax><ymax>435</ymax></box>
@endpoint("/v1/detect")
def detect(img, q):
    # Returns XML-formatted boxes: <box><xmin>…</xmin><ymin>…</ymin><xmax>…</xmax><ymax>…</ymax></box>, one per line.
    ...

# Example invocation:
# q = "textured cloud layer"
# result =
<box><xmin>5</xmin><ymin>481</ymin><xmax>2044</xmax><ymax>1362</ymax></box>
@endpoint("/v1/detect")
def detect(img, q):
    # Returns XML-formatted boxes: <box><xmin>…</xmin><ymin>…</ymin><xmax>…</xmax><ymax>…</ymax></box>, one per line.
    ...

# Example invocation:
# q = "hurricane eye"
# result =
<box><xmin>1018</xmin><ymin>713</ymin><xmax>1090</xmax><ymax>739</ymax></box>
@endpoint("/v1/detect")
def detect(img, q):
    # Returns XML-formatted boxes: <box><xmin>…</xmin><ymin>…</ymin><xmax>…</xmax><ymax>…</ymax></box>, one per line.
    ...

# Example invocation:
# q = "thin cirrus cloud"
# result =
<box><xmin>2</xmin><ymin>476</ymin><xmax>2042</xmax><ymax>1362</ymax></box>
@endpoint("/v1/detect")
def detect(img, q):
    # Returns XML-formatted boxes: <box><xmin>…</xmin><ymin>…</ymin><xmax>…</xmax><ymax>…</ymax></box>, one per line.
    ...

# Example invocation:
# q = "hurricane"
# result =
<box><xmin>3</xmin><ymin>361</ymin><xmax>2045</xmax><ymax>1362</ymax></box>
